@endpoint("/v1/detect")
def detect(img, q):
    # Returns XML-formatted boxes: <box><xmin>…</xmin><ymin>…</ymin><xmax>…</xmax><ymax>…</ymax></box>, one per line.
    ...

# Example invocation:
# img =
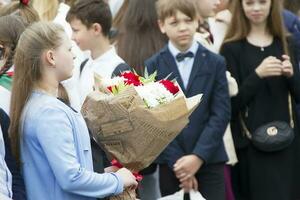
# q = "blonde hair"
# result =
<box><xmin>0</xmin><ymin>1</ymin><xmax>40</xmax><ymax>24</ymax></box>
<box><xmin>156</xmin><ymin>0</ymin><xmax>198</xmax><ymax>21</ymax></box>
<box><xmin>31</xmin><ymin>0</ymin><xmax>59</xmax><ymax>21</ymax></box>
<box><xmin>10</xmin><ymin>21</ymin><xmax>65</xmax><ymax>165</ymax></box>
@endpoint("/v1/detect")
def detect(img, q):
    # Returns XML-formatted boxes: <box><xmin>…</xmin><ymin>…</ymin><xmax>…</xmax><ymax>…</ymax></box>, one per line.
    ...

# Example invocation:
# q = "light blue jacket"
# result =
<box><xmin>20</xmin><ymin>91</ymin><xmax>123</xmax><ymax>200</ymax></box>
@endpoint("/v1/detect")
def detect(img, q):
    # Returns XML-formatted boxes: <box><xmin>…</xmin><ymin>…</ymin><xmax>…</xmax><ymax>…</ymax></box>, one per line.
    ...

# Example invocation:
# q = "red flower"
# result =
<box><xmin>159</xmin><ymin>80</ymin><xmax>179</xmax><ymax>95</ymax></box>
<box><xmin>6</xmin><ymin>71</ymin><xmax>14</xmax><ymax>77</ymax></box>
<box><xmin>107</xmin><ymin>85</ymin><xmax>116</xmax><ymax>93</ymax></box>
<box><xmin>20</xmin><ymin>0</ymin><xmax>30</xmax><ymax>6</ymax></box>
<box><xmin>111</xmin><ymin>159</ymin><xmax>123</xmax><ymax>169</ymax></box>
<box><xmin>120</xmin><ymin>72</ymin><xmax>142</xmax><ymax>86</ymax></box>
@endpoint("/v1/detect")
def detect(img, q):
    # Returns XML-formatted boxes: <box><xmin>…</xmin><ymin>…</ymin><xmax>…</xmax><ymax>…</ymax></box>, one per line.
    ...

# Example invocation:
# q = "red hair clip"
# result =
<box><xmin>20</xmin><ymin>0</ymin><xmax>29</xmax><ymax>6</ymax></box>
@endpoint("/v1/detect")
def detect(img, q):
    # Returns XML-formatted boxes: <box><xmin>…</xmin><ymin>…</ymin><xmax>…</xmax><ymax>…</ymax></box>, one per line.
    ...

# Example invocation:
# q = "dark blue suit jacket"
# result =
<box><xmin>283</xmin><ymin>10</ymin><xmax>300</xmax><ymax>41</ymax></box>
<box><xmin>283</xmin><ymin>10</ymin><xmax>300</xmax><ymax>62</ymax></box>
<box><xmin>145</xmin><ymin>44</ymin><xmax>230</xmax><ymax>168</ymax></box>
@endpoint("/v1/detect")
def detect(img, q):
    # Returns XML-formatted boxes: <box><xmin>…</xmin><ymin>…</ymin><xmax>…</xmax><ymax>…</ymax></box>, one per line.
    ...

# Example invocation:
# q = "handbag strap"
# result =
<box><xmin>240</xmin><ymin>93</ymin><xmax>294</xmax><ymax>139</ymax></box>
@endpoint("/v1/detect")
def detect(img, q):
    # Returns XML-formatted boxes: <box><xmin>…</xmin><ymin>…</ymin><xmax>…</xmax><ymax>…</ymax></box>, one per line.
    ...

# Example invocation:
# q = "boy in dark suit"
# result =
<box><xmin>145</xmin><ymin>0</ymin><xmax>230</xmax><ymax>199</ymax></box>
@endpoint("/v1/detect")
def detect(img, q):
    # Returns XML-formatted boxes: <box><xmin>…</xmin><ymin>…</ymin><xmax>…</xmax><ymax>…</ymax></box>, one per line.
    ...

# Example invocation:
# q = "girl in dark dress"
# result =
<box><xmin>220</xmin><ymin>0</ymin><xmax>300</xmax><ymax>199</ymax></box>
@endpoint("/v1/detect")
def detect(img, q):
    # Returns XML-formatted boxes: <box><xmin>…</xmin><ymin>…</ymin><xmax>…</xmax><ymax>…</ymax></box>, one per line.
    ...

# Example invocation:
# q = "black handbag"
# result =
<box><xmin>240</xmin><ymin>94</ymin><xmax>294</xmax><ymax>152</ymax></box>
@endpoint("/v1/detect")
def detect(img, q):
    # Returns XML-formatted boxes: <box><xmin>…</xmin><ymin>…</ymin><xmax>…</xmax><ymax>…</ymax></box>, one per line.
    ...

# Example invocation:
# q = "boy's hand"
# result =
<box><xmin>179</xmin><ymin>176</ymin><xmax>198</xmax><ymax>193</ymax></box>
<box><xmin>173</xmin><ymin>155</ymin><xmax>203</xmax><ymax>182</ymax></box>
<box><xmin>282</xmin><ymin>55</ymin><xmax>294</xmax><ymax>78</ymax></box>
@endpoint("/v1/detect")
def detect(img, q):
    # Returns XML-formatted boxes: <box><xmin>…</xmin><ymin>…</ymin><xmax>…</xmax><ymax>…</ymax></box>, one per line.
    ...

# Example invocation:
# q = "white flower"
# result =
<box><xmin>135</xmin><ymin>82</ymin><xmax>175</xmax><ymax>108</ymax></box>
<box><xmin>101</xmin><ymin>76</ymin><xmax>125</xmax><ymax>88</ymax></box>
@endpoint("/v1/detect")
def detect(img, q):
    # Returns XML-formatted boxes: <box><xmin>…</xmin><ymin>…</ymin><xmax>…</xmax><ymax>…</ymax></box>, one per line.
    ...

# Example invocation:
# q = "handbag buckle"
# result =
<box><xmin>267</xmin><ymin>126</ymin><xmax>278</xmax><ymax>136</ymax></box>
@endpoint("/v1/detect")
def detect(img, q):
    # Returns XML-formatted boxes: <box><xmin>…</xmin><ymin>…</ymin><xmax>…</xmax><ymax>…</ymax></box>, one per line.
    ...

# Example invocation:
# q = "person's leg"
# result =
<box><xmin>196</xmin><ymin>163</ymin><xmax>226</xmax><ymax>200</ymax></box>
<box><xmin>138</xmin><ymin>167</ymin><xmax>161</xmax><ymax>200</ymax></box>
<box><xmin>159</xmin><ymin>164</ymin><xmax>181</xmax><ymax>197</ymax></box>
<box><xmin>224</xmin><ymin>165</ymin><xmax>235</xmax><ymax>200</ymax></box>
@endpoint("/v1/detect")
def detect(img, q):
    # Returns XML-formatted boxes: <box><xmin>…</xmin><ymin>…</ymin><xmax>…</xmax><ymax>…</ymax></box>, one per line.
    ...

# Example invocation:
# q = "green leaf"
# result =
<box><xmin>117</xmin><ymin>82</ymin><xmax>129</xmax><ymax>93</ymax></box>
<box><xmin>111</xmin><ymin>86</ymin><xmax>118</xmax><ymax>95</ymax></box>
<box><xmin>144</xmin><ymin>67</ymin><xmax>149</xmax><ymax>78</ymax></box>
<box><xmin>148</xmin><ymin>71</ymin><xmax>157</xmax><ymax>81</ymax></box>
<box><xmin>139</xmin><ymin>70</ymin><xmax>157</xmax><ymax>84</ymax></box>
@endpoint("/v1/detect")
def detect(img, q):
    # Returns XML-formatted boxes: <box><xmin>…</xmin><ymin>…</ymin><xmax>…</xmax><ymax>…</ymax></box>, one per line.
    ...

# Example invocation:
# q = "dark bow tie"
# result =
<box><xmin>176</xmin><ymin>51</ymin><xmax>194</xmax><ymax>62</ymax></box>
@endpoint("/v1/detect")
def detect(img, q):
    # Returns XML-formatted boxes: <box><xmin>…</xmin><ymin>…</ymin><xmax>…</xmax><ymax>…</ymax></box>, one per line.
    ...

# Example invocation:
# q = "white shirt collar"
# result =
<box><xmin>90</xmin><ymin>46</ymin><xmax>117</xmax><ymax>64</ymax></box>
<box><xmin>168</xmin><ymin>40</ymin><xmax>199</xmax><ymax>58</ymax></box>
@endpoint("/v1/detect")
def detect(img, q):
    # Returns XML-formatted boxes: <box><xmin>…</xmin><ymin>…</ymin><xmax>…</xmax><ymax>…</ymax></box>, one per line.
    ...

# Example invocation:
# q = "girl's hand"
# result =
<box><xmin>255</xmin><ymin>56</ymin><xmax>283</xmax><ymax>78</ymax></box>
<box><xmin>282</xmin><ymin>55</ymin><xmax>294</xmax><ymax>78</ymax></box>
<box><xmin>104</xmin><ymin>166</ymin><xmax>119</xmax><ymax>173</ymax></box>
<box><xmin>115</xmin><ymin>168</ymin><xmax>138</xmax><ymax>189</ymax></box>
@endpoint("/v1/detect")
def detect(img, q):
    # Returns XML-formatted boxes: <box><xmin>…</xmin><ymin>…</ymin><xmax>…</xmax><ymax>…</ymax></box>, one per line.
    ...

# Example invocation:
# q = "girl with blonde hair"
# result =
<box><xmin>0</xmin><ymin>0</ymin><xmax>39</xmax><ymax>24</ymax></box>
<box><xmin>10</xmin><ymin>21</ymin><xmax>137</xmax><ymax>200</ymax></box>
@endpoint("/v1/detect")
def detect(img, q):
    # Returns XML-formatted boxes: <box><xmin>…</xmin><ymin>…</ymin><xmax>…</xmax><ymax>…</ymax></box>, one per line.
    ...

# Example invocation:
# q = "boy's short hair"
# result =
<box><xmin>156</xmin><ymin>0</ymin><xmax>198</xmax><ymax>22</ymax></box>
<box><xmin>66</xmin><ymin>0</ymin><xmax>112</xmax><ymax>37</ymax></box>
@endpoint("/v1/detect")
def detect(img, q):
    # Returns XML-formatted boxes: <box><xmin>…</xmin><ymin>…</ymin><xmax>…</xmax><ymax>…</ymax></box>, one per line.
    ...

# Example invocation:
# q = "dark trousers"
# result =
<box><xmin>159</xmin><ymin>163</ymin><xmax>225</xmax><ymax>200</ymax></box>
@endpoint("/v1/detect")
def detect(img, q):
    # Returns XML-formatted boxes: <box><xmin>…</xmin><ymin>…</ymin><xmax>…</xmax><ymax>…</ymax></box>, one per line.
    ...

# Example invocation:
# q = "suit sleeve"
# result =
<box><xmin>144</xmin><ymin>59</ymin><xmax>156</xmax><ymax>75</ymax></box>
<box><xmin>287</xmin><ymin>37</ymin><xmax>300</xmax><ymax>104</ymax></box>
<box><xmin>1</xmin><ymin>109</ymin><xmax>27</xmax><ymax>200</ymax></box>
<box><xmin>35</xmin><ymin>107</ymin><xmax>123</xmax><ymax>198</ymax></box>
<box><xmin>112</xmin><ymin>63</ymin><xmax>132</xmax><ymax>77</ymax></box>
<box><xmin>192</xmin><ymin>57</ymin><xmax>231</xmax><ymax>163</ymax></box>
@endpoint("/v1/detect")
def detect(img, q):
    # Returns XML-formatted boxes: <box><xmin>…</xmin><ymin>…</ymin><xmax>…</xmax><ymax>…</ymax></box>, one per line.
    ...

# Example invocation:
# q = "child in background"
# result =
<box><xmin>146</xmin><ymin>0</ymin><xmax>230</xmax><ymax>199</ymax></box>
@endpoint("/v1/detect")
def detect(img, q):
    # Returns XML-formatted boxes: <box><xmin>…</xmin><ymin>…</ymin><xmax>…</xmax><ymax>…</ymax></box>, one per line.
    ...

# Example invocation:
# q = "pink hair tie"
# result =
<box><xmin>20</xmin><ymin>0</ymin><xmax>29</xmax><ymax>6</ymax></box>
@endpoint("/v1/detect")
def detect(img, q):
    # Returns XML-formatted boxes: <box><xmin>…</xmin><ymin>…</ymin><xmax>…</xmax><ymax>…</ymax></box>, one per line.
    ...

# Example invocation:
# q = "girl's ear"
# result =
<box><xmin>44</xmin><ymin>50</ymin><xmax>56</xmax><ymax>67</ymax></box>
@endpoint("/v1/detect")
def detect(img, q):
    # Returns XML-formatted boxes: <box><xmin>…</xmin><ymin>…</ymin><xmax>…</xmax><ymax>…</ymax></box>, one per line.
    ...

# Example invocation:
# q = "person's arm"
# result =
<box><xmin>192</xmin><ymin>57</ymin><xmax>231</xmax><ymax>163</ymax></box>
<box><xmin>112</xmin><ymin>63</ymin><xmax>132</xmax><ymax>77</ymax></box>
<box><xmin>1</xmin><ymin>109</ymin><xmax>27</xmax><ymax>200</ymax></box>
<box><xmin>286</xmin><ymin>38</ymin><xmax>300</xmax><ymax>104</ymax></box>
<box><xmin>35</xmin><ymin>107</ymin><xmax>123</xmax><ymax>198</ymax></box>
<box><xmin>220</xmin><ymin>43</ymin><xmax>264</xmax><ymax>115</ymax></box>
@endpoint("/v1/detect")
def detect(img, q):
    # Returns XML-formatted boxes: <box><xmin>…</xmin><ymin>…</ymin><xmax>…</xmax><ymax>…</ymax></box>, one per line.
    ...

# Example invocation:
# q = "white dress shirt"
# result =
<box><xmin>168</xmin><ymin>40</ymin><xmax>199</xmax><ymax>89</ymax></box>
<box><xmin>108</xmin><ymin>0</ymin><xmax>124</xmax><ymax>17</ymax></box>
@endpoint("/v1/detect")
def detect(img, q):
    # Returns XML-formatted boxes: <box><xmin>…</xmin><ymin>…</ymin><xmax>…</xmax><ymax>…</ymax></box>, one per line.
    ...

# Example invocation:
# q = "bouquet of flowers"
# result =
<box><xmin>81</xmin><ymin>71</ymin><xmax>202</xmax><ymax>200</ymax></box>
<box><xmin>102</xmin><ymin>71</ymin><xmax>180</xmax><ymax>108</ymax></box>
